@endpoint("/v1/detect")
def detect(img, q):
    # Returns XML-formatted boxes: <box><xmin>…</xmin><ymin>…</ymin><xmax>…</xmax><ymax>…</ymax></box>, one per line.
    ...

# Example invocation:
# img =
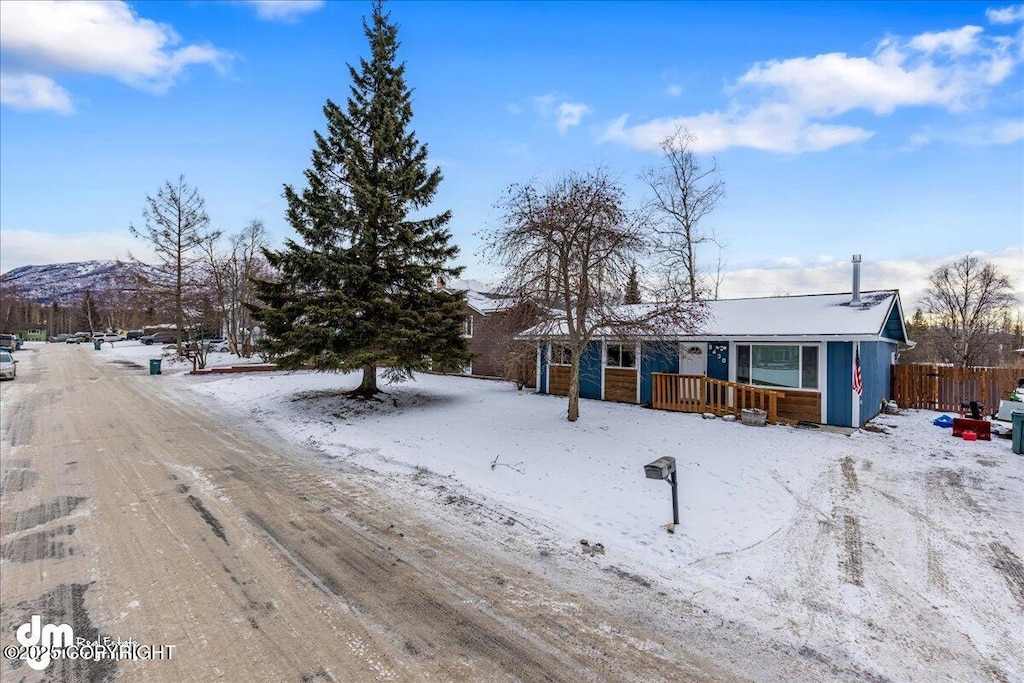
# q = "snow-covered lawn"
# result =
<box><xmin>95</xmin><ymin>339</ymin><xmax>268</xmax><ymax>372</ymax></box>
<box><xmin>98</xmin><ymin>348</ymin><xmax>1024</xmax><ymax>681</ymax></box>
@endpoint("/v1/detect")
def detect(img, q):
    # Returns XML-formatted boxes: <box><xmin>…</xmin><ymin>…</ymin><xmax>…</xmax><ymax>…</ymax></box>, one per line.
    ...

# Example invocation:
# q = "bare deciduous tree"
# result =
<box><xmin>200</xmin><ymin>219</ymin><xmax>270</xmax><ymax>359</ymax></box>
<box><xmin>226</xmin><ymin>220</ymin><xmax>270</xmax><ymax>356</ymax></box>
<box><xmin>130</xmin><ymin>175</ymin><xmax>220</xmax><ymax>356</ymax></box>
<box><xmin>79</xmin><ymin>289</ymin><xmax>99</xmax><ymax>335</ymax></box>
<box><xmin>641</xmin><ymin>127</ymin><xmax>725</xmax><ymax>302</ymax></box>
<box><xmin>0</xmin><ymin>281</ymin><xmax>23</xmax><ymax>333</ymax></box>
<box><xmin>921</xmin><ymin>254</ymin><xmax>1017</xmax><ymax>367</ymax></box>
<box><xmin>484</xmin><ymin>168</ymin><xmax>705</xmax><ymax>422</ymax></box>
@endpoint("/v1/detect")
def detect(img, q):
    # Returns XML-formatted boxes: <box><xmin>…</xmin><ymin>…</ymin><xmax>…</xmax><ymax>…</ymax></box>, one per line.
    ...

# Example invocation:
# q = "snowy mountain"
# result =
<box><xmin>0</xmin><ymin>260</ymin><xmax>163</xmax><ymax>304</ymax></box>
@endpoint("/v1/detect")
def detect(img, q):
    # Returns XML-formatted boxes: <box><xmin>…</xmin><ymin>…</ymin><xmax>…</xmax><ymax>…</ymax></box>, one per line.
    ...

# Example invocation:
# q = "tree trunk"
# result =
<box><xmin>347</xmin><ymin>365</ymin><xmax>381</xmax><ymax>399</ymax></box>
<box><xmin>567</xmin><ymin>360</ymin><xmax>581</xmax><ymax>422</ymax></box>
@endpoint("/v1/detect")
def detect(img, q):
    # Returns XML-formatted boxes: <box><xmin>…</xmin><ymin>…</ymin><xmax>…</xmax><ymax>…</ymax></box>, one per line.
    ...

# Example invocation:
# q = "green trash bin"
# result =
<box><xmin>93</xmin><ymin>340</ymin><xmax>102</xmax><ymax>350</ymax></box>
<box><xmin>1012</xmin><ymin>411</ymin><xmax>1024</xmax><ymax>455</ymax></box>
<box><xmin>149</xmin><ymin>359</ymin><xmax>162</xmax><ymax>375</ymax></box>
<box><xmin>15</xmin><ymin>339</ymin><xmax>22</xmax><ymax>350</ymax></box>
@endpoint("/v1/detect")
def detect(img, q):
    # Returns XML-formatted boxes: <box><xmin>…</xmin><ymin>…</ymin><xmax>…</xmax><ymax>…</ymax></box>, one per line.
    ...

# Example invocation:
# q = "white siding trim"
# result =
<box><xmin>818</xmin><ymin>341</ymin><xmax>828</xmax><ymax>423</ymax></box>
<box><xmin>600</xmin><ymin>338</ymin><xmax>607</xmax><ymax>401</ymax></box>
<box><xmin>635</xmin><ymin>342</ymin><xmax>642</xmax><ymax>404</ymax></box>
<box><xmin>852</xmin><ymin>341</ymin><xmax>861</xmax><ymax>428</ymax></box>
<box><xmin>536</xmin><ymin>343</ymin><xmax>542</xmax><ymax>394</ymax></box>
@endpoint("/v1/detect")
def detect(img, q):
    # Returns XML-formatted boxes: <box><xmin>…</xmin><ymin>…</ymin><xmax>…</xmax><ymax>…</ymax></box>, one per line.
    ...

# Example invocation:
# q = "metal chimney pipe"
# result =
<box><xmin>851</xmin><ymin>254</ymin><xmax>862</xmax><ymax>305</ymax></box>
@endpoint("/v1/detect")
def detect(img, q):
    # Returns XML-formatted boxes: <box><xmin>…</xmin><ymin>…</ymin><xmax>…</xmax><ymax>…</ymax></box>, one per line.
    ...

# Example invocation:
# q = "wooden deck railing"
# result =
<box><xmin>651</xmin><ymin>373</ymin><xmax>785</xmax><ymax>424</ymax></box>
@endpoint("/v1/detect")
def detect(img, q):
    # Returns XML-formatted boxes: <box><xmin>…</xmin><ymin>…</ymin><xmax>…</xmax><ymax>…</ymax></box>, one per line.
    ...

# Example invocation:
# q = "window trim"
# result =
<box><xmin>463</xmin><ymin>315</ymin><xmax>473</xmax><ymax>338</ymax></box>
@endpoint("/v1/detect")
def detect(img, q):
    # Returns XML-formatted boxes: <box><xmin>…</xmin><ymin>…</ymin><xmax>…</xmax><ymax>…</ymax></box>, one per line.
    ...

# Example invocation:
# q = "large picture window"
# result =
<box><xmin>735</xmin><ymin>344</ymin><xmax>819</xmax><ymax>390</ymax></box>
<box><xmin>605</xmin><ymin>343</ymin><xmax>636</xmax><ymax>369</ymax></box>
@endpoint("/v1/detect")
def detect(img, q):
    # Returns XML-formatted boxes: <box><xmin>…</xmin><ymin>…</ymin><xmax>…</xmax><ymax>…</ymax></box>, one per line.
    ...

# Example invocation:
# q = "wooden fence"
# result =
<box><xmin>652</xmin><ymin>373</ymin><xmax>784</xmax><ymax>424</ymax></box>
<box><xmin>891</xmin><ymin>364</ymin><xmax>1024</xmax><ymax>413</ymax></box>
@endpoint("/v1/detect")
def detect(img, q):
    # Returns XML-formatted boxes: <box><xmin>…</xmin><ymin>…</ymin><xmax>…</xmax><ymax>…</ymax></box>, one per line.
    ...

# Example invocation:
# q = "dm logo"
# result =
<box><xmin>16</xmin><ymin>615</ymin><xmax>73</xmax><ymax>671</ymax></box>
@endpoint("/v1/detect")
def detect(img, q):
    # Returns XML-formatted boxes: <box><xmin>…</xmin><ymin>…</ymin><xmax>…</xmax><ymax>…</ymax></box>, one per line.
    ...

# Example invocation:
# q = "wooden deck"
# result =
<box><xmin>651</xmin><ymin>373</ymin><xmax>786</xmax><ymax>424</ymax></box>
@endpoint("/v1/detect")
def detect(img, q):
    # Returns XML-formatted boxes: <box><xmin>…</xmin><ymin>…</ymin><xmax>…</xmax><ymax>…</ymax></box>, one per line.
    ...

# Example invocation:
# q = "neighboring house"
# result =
<box><xmin>528</xmin><ymin>289</ymin><xmax>909</xmax><ymax>429</ymax></box>
<box><xmin>444</xmin><ymin>280</ymin><xmax>541</xmax><ymax>387</ymax></box>
<box><xmin>21</xmin><ymin>327</ymin><xmax>47</xmax><ymax>341</ymax></box>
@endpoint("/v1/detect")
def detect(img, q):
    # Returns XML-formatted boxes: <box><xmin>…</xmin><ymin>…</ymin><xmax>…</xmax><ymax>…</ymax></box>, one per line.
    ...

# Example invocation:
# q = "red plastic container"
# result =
<box><xmin>963</xmin><ymin>430</ymin><xmax>978</xmax><ymax>441</ymax></box>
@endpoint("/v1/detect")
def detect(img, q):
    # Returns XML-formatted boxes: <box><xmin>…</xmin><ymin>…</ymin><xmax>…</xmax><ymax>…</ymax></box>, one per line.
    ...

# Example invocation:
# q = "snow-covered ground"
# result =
<box><xmin>97</xmin><ymin>342</ymin><xmax>1024</xmax><ymax>681</ymax></box>
<box><xmin>90</xmin><ymin>338</ymin><xmax>268</xmax><ymax>372</ymax></box>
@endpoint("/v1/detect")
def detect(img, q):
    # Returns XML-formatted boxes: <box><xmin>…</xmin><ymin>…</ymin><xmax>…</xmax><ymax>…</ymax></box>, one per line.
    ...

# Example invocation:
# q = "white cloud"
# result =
<box><xmin>555</xmin><ymin>102</ymin><xmax>592</xmax><ymax>133</ymax></box>
<box><xmin>908</xmin><ymin>25</ymin><xmax>985</xmax><ymax>54</ymax></box>
<box><xmin>531</xmin><ymin>93</ymin><xmax>592</xmax><ymax>133</ymax></box>
<box><xmin>718</xmin><ymin>247</ymin><xmax>1024</xmax><ymax>311</ymax></box>
<box><xmin>987</xmin><ymin>4</ymin><xmax>1024</xmax><ymax>24</ymax></box>
<box><xmin>599</xmin><ymin>109</ymin><xmax>874</xmax><ymax>154</ymax></box>
<box><xmin>0</xmin><ymin>0</ymin><xmax>230</xmax><ymax>111</ymax></box>
<box><xmin>532</xmin><ymin>93</ymin><xmax>558</xmax><ymax>116</ymax></box>
<box><xmin>988</xmin><ymin>119</ymin><xmax>1024</xmax><ymax>143</ymax></box>
<box><xmin>901</xmin><ymin>131</ymin><xmax>933</xmax><ymax>151</ymax></box>
<box><xmin>0</xmin><ymin>230</ymin><xmax>156</xmax><ymax>273</ymax></box>
<box><xmin>666</xmin><ymin>84</ymin><xmax>683</xmax><ymax>98</ymax></box>
<box><xmin>603</xmin><ymin>18</ymin><xmax>1022</xmax><ymax>154</ymax></box>
<box><xmin>242</xmin><ymin>1</ymin><xmax>324</xmax><ymax>23</ymax></box>
<box><xmin>0</xmin><ymin>72</ymin><xmax>72</xmax><ymax>114</ymax></box>
<box><xmin>954</xmin><ymin>118</ymin><xmax>1024</xmax><ymax>145</ymax></box>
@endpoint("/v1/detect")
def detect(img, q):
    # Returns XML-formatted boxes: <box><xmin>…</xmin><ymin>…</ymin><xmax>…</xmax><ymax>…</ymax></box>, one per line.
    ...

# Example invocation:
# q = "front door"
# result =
<box><xmin>679</xmin><ymin>344</ymin><xmax>706</xmax><ymax>376</ymax></box>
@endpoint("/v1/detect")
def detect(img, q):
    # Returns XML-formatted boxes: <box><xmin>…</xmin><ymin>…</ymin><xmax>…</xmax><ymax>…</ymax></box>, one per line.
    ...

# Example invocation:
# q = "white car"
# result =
<box><xmin>0</xmin><ymin>350</ymin><xmax>16</xmax><ymax>380</ymax></box>
<box><xmin>203</xmin><ymin>338</ymin><xmax>231</xmax><ymax>352</ymax></box>
<box><xmin>93</xmin><ymin>333</ymin><xmax>125</xmax><ymax>343</ymax></box>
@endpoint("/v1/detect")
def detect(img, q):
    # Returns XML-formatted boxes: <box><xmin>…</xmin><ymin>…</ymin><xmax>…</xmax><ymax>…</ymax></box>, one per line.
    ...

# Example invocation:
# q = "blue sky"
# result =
<box><xmin>1</xmin><ymin>0</ymin><xmax>1021</xmax><ymax>308</ymax></box>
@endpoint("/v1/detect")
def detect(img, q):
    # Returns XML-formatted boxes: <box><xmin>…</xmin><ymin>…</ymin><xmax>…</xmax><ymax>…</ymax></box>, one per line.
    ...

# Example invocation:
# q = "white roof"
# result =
<box><xmin>445</xmin><ymin>279</ymin><xmax>517</xmax><ymax>315</ymax></box>
<box><xmin>524</xmin><ymin>290</ymin><xmax>906</xmax><ymax>342</ymax></box>
<box><xmin>695</xmin><ymin>290</ymin><xmax>903</xmax><ymax>340</ymax></box>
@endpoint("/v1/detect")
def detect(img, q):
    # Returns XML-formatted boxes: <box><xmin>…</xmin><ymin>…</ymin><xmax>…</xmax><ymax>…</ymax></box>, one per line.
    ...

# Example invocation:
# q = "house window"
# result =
<box><xmin>605</xmin><ymin>343</ymin><xmax>636</xmax><ymax>369</ymax></box>
<box><xmin>735</xmin><ymin>344</ymin><xmax>820</xmax><ymax>390</ymax></box>
<box><xmin>463</xmin><ymin>316</ymin><xmax>473</xmax><ymax>337</ymax></box>
<box><xmin>550</xmin><ymin>343</ymin><xmax>572</xmax><ymax>365</ymax></box>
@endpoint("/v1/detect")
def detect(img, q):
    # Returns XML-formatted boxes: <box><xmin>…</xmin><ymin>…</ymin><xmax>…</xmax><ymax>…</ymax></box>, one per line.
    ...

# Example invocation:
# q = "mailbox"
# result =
<box><xmin>644</xmin><ymin>456</ymin><xmax>676</xmax><ymax>480</ymax></box>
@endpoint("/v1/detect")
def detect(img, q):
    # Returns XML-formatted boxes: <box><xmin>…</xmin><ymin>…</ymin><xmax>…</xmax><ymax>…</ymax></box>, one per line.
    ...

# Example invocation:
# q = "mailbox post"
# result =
<box><xmin>644</xmin><ymin>456</ymin><xmax>679</xmax><ymax>528</ymax></box>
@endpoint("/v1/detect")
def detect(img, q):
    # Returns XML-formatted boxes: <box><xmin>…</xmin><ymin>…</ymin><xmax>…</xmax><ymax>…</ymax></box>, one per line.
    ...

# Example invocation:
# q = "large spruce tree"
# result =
<box><xmin>252</xmin><ymin>1</ymin><xmax>468</xmax><ymax>398</ymax></box>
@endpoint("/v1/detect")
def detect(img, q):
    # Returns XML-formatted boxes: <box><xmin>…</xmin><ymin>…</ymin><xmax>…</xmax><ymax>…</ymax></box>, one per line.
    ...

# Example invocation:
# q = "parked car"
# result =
<box><xmin>202</xmin><ymin>338</ymin><xmax>231</xmax><ymax>353</ymax></box>
<box><xmin>66</xmin><ymin>335</ymin><xmax>82</xmax><ymax>344</ymax></box>
<box><xmin>49</xmin><ymin>333</ymin><xmax>73</xmax><ymax>343</ymax></box>
<box><xmin>93</xmin><ymin>333</ymin><xmax>125</xmax><ymax>343</ymax></box>
<box><xmin>0</xmin><ymin>334</ymin><xmax>17</xmax><ymax>351</ymax></box>
<box><xmin>140</xmin><ymin>331</ymin><xmax>179</xmax><ymax>345</ymax></box>
<box><xmin>125</xmin><ymin>330</ymin><xmax>145</xmax><ymax>340</ymax></box>
<box><xmin>0</xmin><ymin>350</ymin><xmax>16</xmax><ymax>380</ymax></box>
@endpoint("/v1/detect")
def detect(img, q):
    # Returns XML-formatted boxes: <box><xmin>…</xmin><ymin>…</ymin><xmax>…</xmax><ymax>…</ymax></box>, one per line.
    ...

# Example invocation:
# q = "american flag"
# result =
<box><xmin>853</xmin><ymin>346</ymin><xmax>863</xmax><ymax>396</ymax></box>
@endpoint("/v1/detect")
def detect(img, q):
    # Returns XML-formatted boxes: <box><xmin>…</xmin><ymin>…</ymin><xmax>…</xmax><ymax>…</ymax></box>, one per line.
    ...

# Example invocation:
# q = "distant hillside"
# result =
<box><xmin>0</xmin><ymin>260</ymin><xmax>163</xmax><ymax>305</ymax></box>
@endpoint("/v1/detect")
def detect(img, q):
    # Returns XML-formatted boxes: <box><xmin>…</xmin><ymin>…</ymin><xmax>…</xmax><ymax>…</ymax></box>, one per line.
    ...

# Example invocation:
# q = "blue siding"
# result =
<box><xmin>640</xmin><ymin>341</ymin><xmax>679</xmax><ymax>405</ymax></box>
<box><xmin>859</xmin><ymin>341</ymin><xmax>895</xmax><ymax>426</ymax></box>
<box><xmin>882</xmin><ymin>306</ymin><xmax>906</xmax><ymax>342</ymax></box>
<box><xmin>538</xmin><ymin>342</ymin><xmax>548</xmax><ymax>394</ymax></box>
<box><xmin>827</xmin><ymin>342</ymin><xmax>854</xmax><ymax>427</ymax></box>
<box><xmin>579</xmin><ymin>340</ymin><xmax>603</xmax><ymax>400</ymax></box>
